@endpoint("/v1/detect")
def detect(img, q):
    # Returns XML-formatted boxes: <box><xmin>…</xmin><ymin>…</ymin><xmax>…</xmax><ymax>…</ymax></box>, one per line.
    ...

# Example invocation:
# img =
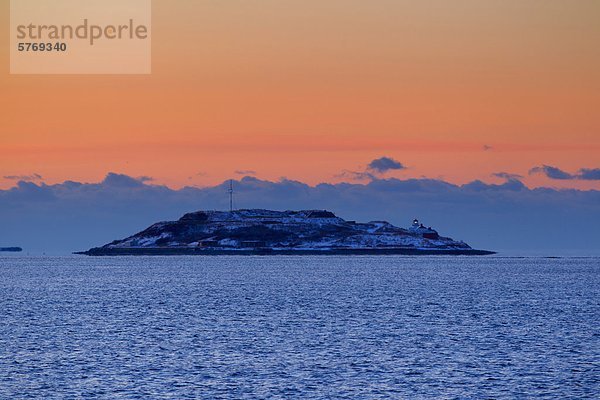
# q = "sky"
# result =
<box><xmin>1</xmin><ymin>0</ymin><xmax>599</xmax><ymax>190</ymax></box>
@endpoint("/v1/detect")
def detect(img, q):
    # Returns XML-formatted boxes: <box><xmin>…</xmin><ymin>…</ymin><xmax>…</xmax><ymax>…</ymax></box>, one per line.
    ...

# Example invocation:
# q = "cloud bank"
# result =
<box><xmin>1</xmin><ymin>173</ymin><xmax>598</xmax><ymax>255</ymax></box>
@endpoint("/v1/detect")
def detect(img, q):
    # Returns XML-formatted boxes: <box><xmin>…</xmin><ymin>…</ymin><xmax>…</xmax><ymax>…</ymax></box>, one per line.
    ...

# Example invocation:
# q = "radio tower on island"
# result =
<box><xmin>229</xmin><ymin>179</ymin><xmax>234</xmax><ymax>212</ymax></box>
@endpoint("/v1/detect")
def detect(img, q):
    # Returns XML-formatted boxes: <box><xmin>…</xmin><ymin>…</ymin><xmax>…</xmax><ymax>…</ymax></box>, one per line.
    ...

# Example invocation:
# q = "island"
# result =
<box><xmin>0</xmin><ymin>247</ymin><xmax>23</xmax><ymax>252</ymax></box>
<box><xmin>77</xmin><ymin>209</ymin><xmax>495</xmax><ymax>256</ymax></box>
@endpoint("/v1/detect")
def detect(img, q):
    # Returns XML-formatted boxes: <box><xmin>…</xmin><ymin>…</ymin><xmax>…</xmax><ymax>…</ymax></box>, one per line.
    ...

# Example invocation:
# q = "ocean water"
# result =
<box><xmin>0</xmin><ymin>256</ymin><xmax>598</xmax><ymax>399</ymax></box>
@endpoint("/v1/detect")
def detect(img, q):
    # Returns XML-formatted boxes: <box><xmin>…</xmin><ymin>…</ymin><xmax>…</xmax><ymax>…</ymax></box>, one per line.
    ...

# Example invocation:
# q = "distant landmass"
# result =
<box><xmin>0</xmin><ymin>247</ymin><xmax>22</xmax><ymax>252</ymax></box>
<box><xmin>77</xmin><ymin>209</ymin><xmax>494</xmax><ymax>256</ymax></box>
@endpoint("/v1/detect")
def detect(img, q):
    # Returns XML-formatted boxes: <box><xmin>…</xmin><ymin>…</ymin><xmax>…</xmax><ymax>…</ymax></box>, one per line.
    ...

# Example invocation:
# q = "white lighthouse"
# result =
<box><xmin>411</xmin><ymin>219</ymin><xmax>420</xmax><ymax>231</ymax></box>
<box><xmin>409</xmin><ymin>218</ymin><xmax>440</xmax><ymax>239</ymax></box>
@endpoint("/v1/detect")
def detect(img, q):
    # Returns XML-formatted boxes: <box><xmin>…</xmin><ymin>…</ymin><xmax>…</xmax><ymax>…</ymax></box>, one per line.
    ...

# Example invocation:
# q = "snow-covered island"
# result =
<box><xmin>77</xmin><ymin>209</ymin><xmax>495</xmax><ymax>256</ymax></box>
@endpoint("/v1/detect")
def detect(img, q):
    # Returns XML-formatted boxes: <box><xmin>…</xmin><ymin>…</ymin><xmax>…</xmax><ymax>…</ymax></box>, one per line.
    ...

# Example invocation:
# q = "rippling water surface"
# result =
<box><xmin>0</xmin><ymin>256</ymin><xmax>598</xmax><ymax>399</ymax></box>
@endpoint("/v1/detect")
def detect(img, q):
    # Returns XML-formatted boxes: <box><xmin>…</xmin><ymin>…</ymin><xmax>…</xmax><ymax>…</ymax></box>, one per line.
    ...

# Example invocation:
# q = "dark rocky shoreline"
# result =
<box><xmin>77</xmin><ymin>247</ymin><xmax>496</xmax><ymax>256</ymax></box>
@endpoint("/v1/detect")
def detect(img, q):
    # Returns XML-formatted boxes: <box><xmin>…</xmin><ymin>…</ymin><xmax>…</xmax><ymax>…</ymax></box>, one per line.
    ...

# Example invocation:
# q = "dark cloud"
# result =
<box><xmin>3</xmin><ymin>173</ymin><xmax>43</xmax><ymax>182</ymax></box>
<box><xmin>530</xmin><ymin>165</ymin><xmax>600</xmax><ymax>181</ymax></box>
<box><xmin>529</xmin><ymin>165</ymin><xmax>575</xmax><ymax>180</ymax></box>
<box><xmin>1</xmin><ymin>173</ymin><xmax>598</xmax><ymax>255</ymax></box>
<box><xmin>578</xmin><ymin>168</ymin><xmax>600</xmax><ymax>181</ymax></box>
<box><xmin>492</xmin><ymin>172</ymin><xmax>523</xmax><ymax>181</ymax></box>
<box><xmin>367</xmin><ymin>157</ymin><xmax>406</xmax><ymax>173</ymax></box>
<box><xmin>463</xmin><ymin>178</ymin><xmax>526</xmax><ymax>192</ymax></box>
<box><xmin>337</xmin><ymin>157</ymin><xmax>406</xmax><ymax>182</ymax></box>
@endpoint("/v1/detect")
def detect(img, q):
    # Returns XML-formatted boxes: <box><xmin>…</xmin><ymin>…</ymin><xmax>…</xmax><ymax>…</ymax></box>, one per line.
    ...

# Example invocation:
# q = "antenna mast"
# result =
<box><xmin>229</xmin><ymin>179</ymin><xmax>234</xmax><ymax>212</ymax></box>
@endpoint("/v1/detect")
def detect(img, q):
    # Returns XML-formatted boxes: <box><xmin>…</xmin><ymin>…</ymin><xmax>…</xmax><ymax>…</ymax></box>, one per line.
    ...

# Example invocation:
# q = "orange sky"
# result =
<box><xmin>1</xmin><ymin>0</ymin><xmax>599</xmax><ymax>189</ymax></box>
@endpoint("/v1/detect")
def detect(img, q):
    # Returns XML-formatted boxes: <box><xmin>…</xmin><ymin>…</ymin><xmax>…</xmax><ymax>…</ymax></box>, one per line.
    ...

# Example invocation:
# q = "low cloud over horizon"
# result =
<box><xmin>530</xmin><ymin>165</ymin><xmax>600</xmax><ymax>181</ymax></box>
<box><xmin>491</xmin><ymin>172</ymin><xmax>524</xmax><ymax>181</ymax></box>
<box><xmin>3</xmin><ymin>173</ymin><xmax>43</xmax><ymax>182</ymax></box>
<box><xmin>4</xmin><ymin>156</ymin><xmax>599</xmax><ymax>189</ymax></box>
<box><xmin>1</xmin><ymin>172</ymin><xmax>598</xmax><ymax>255</ymax></box>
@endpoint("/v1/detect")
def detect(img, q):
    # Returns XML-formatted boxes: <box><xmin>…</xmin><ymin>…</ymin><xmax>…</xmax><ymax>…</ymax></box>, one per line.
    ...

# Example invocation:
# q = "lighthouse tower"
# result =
<box><xmin>411</xmin><ymin>219</ymin><xmax>420</xmax><ymax>231</ymax></box>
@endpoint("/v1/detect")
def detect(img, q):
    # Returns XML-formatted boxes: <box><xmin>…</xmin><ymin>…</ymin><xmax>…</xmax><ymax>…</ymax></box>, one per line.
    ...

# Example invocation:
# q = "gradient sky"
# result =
<box><xmin>1</xmin><ymin>0</ymin><xmax>599</xmax><ymax>189</ymax></box>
